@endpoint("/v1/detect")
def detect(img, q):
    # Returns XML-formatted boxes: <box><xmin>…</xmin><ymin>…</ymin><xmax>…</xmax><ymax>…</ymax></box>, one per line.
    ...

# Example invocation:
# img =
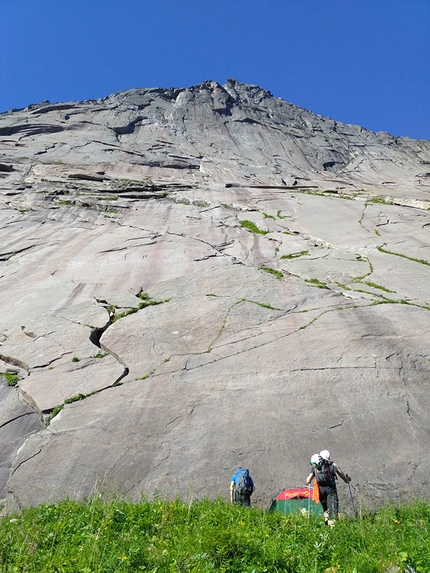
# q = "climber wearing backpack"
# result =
<box><xmin>306</xmin><ymin>450</ymin><xmax>351</xmax><ymax>525</ymax></box>
<box><xmin>230</xmin><ymin>467</ymin><xmax>255</xmax><ymax>506</ymax></box>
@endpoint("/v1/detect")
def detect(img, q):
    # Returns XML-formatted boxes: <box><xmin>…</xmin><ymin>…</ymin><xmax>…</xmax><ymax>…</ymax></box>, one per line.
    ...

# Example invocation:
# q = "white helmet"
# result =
<box><xmin>320</xmin><ymin>450</ymin><xmax>330</xmax><ymax>461</ymax></box>
<box><xmin>310</xmin><ymin>453</ymin><xmax>323</xmax><ymax>466</ymax></box>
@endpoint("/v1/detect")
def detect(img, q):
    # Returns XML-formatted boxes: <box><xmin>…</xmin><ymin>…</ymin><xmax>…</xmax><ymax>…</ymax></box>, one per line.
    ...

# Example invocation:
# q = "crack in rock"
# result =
<box><xmin>0</xmin><ymin>411</ymin><xmax>37</xmax><ymax>430</ymax></box>
<box><xmin>10</xmin><ymin>447</ymin><xmax>42</xmax><ymax>477</ymax></box>
<box><xmin>0</xmin><ymin>245</ymin><xmax>35</xmax><ymax>261</ymax></box>
<box><xmin>0</xmin><ymin>354</ymin><xmax>29</xmax><ymax>372</ymax></box>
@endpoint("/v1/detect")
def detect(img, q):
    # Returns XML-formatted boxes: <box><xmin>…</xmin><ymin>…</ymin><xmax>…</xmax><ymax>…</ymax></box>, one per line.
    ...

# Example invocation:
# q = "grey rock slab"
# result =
<box><xmin>0</xmin><ymin>379</ymin><xmax>44</xmax><ymax>498</ymax></box>
<box><xmin>1</xmin><ymin>316</ymin><xmax>97</xmax><ymax>370</ymax></box>
<box><xmin>4</xmin><ymin>303</ymin><xmax>430</xmax><ymax>511</ymax></box>
<box><xmin>100</xmin><ymin>288</ymin><xmax>231</xmax><ymax>381</ymax></box>
<box><xmin>56</xmin><ymin>301</ymin><xmax>110</xmax><ymax>327</ymax></box>
<box><xmin>19</xmin><ymin>354</ymin><xmax>125</xmax><ymax>414</ymax></box>
<box><xmin>279</xmin><ymin>248</ymin><xmax>370</xmax><ymax>285</ymax></box>
<box><xmin>0</xmin><ymin>366</ymin><xmax>29</xmax><ymax>426</ymax></box>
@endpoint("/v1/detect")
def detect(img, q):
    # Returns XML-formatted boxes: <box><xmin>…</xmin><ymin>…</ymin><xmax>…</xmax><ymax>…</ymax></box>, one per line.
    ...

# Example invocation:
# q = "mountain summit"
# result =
<box><xmin>2</xmin><ymin>80</ymin><xmax>430</xmax><ymax>199</ymax></box>
<box><xmin>1</xmin><ymin>81</ymin><xmax>429</xmax><ymax>513</ymax></box>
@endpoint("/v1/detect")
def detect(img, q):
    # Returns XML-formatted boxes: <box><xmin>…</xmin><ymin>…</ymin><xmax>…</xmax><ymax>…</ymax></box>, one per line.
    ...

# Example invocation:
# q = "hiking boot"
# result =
<box><xmin>327</xmin><ymin>519</ymin><xmax>335</xmax><ymax>527</ymax></box>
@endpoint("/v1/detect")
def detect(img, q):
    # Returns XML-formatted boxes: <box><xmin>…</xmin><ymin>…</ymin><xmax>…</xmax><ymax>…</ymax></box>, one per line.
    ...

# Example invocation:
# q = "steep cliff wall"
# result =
<box><xmin>1</xmin><ymin>81</ymin><xmax>429</xmax><ymax>513</ymax></box>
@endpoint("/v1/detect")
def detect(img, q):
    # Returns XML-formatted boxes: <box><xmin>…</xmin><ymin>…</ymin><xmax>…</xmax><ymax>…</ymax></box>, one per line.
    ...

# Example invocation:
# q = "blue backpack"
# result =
<box><xmin>234</xmin><ymin>468</ymin><xmax>253</xmax><ymax>496</ymax></box>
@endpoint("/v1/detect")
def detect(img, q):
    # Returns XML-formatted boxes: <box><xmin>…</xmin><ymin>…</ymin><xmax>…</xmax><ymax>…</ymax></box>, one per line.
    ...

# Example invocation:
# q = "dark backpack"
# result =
<box><xmin>314</xmin><ymin>460</ymin><xmax>336</xmax><ymax>486</ymax></box>
<box><xmin>234</xmin><ymin>468</ymin><xmax>253</xmax><ymax>496</ymax></box>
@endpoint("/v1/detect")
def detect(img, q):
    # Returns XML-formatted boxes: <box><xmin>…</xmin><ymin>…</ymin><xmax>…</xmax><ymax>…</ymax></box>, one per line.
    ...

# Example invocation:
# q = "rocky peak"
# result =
<box><xmin>3</xmin><ymin>79</ymin><xmax>429</xmax><ymax>190</ymax></box>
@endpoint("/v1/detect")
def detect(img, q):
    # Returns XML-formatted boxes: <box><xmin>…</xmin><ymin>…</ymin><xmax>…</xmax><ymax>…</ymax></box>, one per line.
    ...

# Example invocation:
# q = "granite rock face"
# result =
<box><xmin>0</xmin><ymin>80</ymin><xmax>429</xmax><ymax>513</ymax></box>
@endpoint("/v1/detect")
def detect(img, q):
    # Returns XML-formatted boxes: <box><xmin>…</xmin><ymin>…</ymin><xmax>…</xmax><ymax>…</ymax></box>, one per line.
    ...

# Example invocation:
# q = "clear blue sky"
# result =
<box><xmin>1</xmin><ymin>0</ymin><xmax>429</xmax><ymax>139</ymax></box>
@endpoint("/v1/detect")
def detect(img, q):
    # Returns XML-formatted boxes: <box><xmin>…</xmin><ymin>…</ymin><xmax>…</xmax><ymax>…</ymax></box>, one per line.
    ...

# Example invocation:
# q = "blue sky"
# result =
<box><xmin>1</xmin><ymin>0</ymin><xmax>429</xmax><ymax>139</ymax></box>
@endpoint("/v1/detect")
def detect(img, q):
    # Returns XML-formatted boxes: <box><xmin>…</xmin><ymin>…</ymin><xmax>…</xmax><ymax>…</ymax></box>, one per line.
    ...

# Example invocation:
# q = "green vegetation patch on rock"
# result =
<box><xmin>0</xmin><ymin>371</ymin><xmax>19</xmax><ymax>386</ymax></box>
<box><xmin>239</xmin><ymin>220</ymin><xmax>269</xmax><ymax>235</ymax></box>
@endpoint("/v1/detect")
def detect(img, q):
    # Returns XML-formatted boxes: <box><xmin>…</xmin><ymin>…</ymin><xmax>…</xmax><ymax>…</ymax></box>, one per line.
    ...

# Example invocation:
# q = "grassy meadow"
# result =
<box><xmin>0</xmin><ymin>496</ymin><xmax>429</xmax><ymax>572</ymax></box>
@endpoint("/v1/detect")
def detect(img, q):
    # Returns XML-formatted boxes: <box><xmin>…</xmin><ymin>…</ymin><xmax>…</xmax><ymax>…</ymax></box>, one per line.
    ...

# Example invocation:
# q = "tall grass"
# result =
<box><xmin>1</xmin><ymin>497</ymin><xmax>429</xmax><ymax>572</ymax></box>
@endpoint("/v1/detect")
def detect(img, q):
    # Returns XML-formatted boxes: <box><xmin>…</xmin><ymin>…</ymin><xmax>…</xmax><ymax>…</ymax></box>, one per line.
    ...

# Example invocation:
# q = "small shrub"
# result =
<box><xmin>71</xmin><ymin>356</ymin><xmax>80</xmax><ymax>363</ymax></box>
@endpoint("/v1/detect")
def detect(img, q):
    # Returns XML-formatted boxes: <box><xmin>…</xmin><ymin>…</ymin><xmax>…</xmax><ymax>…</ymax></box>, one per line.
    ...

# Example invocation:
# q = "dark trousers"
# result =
<box><xmin>318</xmin><ymin>484</ymin><xmax>339</xmax><ymax>518</ymax></box>
<box><xmin>234</xmin><ymin>492</ymin><xmax>251</xmax><ymax>506</ymax></box>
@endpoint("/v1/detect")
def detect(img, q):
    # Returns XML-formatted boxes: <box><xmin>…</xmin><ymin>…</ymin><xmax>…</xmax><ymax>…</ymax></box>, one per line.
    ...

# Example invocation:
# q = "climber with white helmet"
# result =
<box><xmin>306</xmin><ymin>449</ymin><xmax>351</xmax><ymax>525</ymax></box>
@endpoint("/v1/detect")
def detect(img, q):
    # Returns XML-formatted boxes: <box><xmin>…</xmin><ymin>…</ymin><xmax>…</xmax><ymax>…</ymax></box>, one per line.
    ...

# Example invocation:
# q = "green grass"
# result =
<box><xmin>263</xmin><ymin>212</ymin><xmax>276</xmax><ymax>220</ymax></box>
<box><xmin>238</xmin><ymin>298</ymin><xmax>282</xmax><ymax>311</ymax></box>
<box><xmin>47</xmin><ymin>405</ymin><xmax>64</xmax><ymax>424</ymax></box>
<box><xmin>64</xmin><ymin>393</ymin><xmax>90</xmax><ymax>404</ymax></box>
<box><xmin>239</xmin><ymin>220</ymin><xmax>269</xmax><ymax>235</ymax></box>
<box><xmin>280</xmin><ymin>250</ymin><xmax>309</xmax><ymax>260</ymax></box>
<box><xmin>377</xmin><ymin>245</ymin><xmax>430</xmax><ymax>267</ymax></box>
<box><xmin>194</xmin><ymin>200</ymin><xmax>210</xmax><ymax>208</ymax></box>
<box><xmin>252</xmin><ymin>301</ymin><xmax>280</xmax><ymax>310</ymax></box>
<box><xmin>139</xmin><ymin>368</ymin><xmax>156</xmax><ymax>380</ymax></box>
<box><xmin>362</xmin><ymin>281</ymin><xmax>395</xmax><ymax>293</ymax></box>
<box><xmin>366</xmin><ymin>197</ymin><xmax>393</xmax><ymax>205</ymax></box>
<box><xmin>0</xmin><ymin>497</ymin><xmax>429</xmax><ymax>572</ymax></box>
<box><xmin>110</xmin><ymin>177</ymin><xmax>155</xmax><ymax>190</ymax></box>
<box><xmin>305</xmin><ymin>278</ymin><xmax>329</xmax><ymax>289</ymax></box>
<box><xmin>111</xmin><ymin>294</ymin><xmax>169</xmax><ymax>323</ymax></box>
<box><xmin>55</xmin><ymin>199</ymin><xmax>75</xmax><ymax>206</ymax></box>
<box><xmin>112</xmin><ymin>307</ymin><xmax>140</xmax><ymax>322</ymax></box>
<box><xmin>0</xmin><ymin>371</ymin><xmax>19</xmax><ymax>386</ymax></box>
<box><xmin>260</xmin><ymin>267</ymin><xmax>283</xmax><ymax>280</ymax></box>
<box><xmin>94</xmin><ymin>351</ymin><xmax>108</xmax><ymax>359</ymax></box>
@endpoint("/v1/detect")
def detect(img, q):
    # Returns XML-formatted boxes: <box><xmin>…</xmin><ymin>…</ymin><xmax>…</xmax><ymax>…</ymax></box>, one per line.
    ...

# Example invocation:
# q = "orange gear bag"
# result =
<box><xmin>312</xmin><ymin>480</ymin><xmax>320</xmax><ymax>503</ymax></box>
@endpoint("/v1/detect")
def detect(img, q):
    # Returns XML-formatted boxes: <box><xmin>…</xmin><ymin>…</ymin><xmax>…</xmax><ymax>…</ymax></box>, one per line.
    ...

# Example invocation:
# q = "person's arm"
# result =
<box><xmin>230</xmin><ymin>480</ymin><xmax>235</xmax><ymax>503</ymax></box>
<box><xmin>306</xmin><ymin>472</ymin><xmax>314</xmax><ymax>485</ymax></box>
<box><xmin>334</xmin><ymin>463</ymin><xmax>351</xmax><ymax>483</ymax></box>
